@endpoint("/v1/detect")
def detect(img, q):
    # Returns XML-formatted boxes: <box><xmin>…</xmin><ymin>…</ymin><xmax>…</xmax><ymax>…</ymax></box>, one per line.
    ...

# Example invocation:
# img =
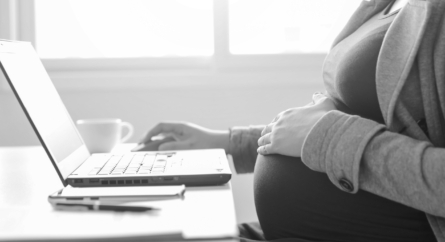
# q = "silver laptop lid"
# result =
<box><xmin>0</xmin><ymin>40</ymin><xmax>89</xmax><ymax>184</ymax></box>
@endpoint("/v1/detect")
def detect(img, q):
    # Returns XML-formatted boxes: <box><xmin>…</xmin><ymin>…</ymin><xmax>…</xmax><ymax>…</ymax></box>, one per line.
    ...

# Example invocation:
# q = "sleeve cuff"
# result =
<box><xmin>301</xmin><ymin>110</ymin><xmax>386</xmax><ymax>193</ymax></box>
<box><xmin>229</xmin><ymin>125</ymin><xmax>265</xmax><ymax>174</ymax></box>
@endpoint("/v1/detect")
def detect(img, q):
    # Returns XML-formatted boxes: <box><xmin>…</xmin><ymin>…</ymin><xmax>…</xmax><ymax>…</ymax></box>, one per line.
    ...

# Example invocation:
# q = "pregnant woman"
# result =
<box><xmin>139</xmin><ymin>0</ymin><xmax>445</xmax><ymax>241</ymax></box>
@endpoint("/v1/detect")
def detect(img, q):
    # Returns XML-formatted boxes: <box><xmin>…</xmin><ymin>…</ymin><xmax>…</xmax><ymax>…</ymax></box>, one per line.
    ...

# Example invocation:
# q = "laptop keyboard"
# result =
<box><xmin>88</xmin><ymin>153</ymin><xmax>175</xmax><ymax>176</ymax></box>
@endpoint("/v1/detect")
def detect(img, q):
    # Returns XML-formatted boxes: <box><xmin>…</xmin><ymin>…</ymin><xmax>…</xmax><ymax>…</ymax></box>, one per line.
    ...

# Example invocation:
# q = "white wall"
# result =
<box><xmin>0</xmin><ymin>67</ymin><xmax>324</xmax><ymax>223</ymax></box>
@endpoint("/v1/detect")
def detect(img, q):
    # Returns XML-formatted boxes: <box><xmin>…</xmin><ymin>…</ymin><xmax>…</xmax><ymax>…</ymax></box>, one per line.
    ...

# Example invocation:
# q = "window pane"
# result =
<box><xmin>35</xmin><ymin>0</ymin><xmax>214</xmax><ymax>58</ymax></box>
<box><xmin>229</xmin><ymin>0</ymin><xmax>361</xmax><ymax>54</ymax></box>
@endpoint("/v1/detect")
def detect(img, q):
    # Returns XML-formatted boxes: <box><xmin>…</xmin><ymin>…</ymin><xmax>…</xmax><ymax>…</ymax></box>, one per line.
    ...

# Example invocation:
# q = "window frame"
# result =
<box><xmin>0</xmin><ymin>0</ymin><xmax>327</xmax><ymax>90</ymax></box>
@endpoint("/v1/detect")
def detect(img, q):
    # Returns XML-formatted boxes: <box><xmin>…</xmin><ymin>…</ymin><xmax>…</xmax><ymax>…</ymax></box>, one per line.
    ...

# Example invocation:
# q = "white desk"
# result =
<box><xmin>0</xmin><ymin>145</ymin><xmax>238</xmax><ymax>241</ymax></box>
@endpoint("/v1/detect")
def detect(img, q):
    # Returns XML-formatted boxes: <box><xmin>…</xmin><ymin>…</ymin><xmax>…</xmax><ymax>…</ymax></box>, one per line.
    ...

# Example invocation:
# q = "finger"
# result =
<box><xmin>272</xmin><ymin>108</ymin><xmax>288</xmax><ymax>123</ymax></box>
<box><xmin>261</xmin><ymin>123</ymin><xmax>274</xmax><ymax>136</ymax></box>
<box><xmin>312</xmin><ymin>92</ymin><xmax>327</xmax><ymax>103</ymax></box>
<box><xmin>132</xmin><ymin>137</ymin><xmax>173</xmax><ymax>152</ymax></box>
<box><xmin>271</xmin><ymin>112</ymin><xmax>282</xmax><ymax>123</ymax></box>
<box><xmin>158</xmin><ymin>140</ymin><xmax>191</xmax><ymax>151</ymax></box>
<box><xmin>152</xmin><ymin>132</ymin><xmax>182</xmax><ymax>142</ymax></box>
<box><xmin>257</xmin><ymin>144</ymin><xmax>273</xmax><ymax>155</ymax></box>
<box><xmin>271</xmin><ymin>116</ymin><xmax>279</xmax><ymax>123</ymax></box>
<box><xmin>139</xmin><ymin>122</ymin><xmax>183</xmax><ymax>144</ymax></box>
<box><xmin>257</xmin><ymin>132</ymin><xmax>272</xmax><ymax>147</ymax></box>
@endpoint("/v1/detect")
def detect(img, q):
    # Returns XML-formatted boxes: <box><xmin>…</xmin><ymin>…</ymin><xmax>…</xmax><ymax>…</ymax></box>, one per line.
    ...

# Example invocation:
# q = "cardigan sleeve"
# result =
<box><xmin>301</xmin><ymin>110</ymin><xmax>445</xmax><ymax>217</ymax></box>
<box><xmin>228</xmin><ymin>125</ymin><xmax>265</xmax><ymax>174</ymax></box>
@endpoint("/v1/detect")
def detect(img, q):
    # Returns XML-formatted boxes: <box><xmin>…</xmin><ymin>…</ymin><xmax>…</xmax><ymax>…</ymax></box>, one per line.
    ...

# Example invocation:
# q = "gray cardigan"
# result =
<box><xmin>228</xmin><ymin>0</ymin><xmax>445</xmax><ymax>241</ymax></box>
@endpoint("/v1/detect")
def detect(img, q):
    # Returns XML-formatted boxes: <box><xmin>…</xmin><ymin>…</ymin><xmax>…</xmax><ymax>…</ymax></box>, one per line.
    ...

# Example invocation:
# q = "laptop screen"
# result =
<box><xmin>0</xmin><ymin>40</ymin><xmax>89</xmax><ymax>183</ymax></box>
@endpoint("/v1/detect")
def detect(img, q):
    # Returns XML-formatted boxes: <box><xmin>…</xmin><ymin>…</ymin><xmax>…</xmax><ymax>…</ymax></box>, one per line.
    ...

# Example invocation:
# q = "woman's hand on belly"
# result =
<box><xmin>257</xmin><ymin>93</ymin><xmax>336</xmax><ymax>157</ymax></box>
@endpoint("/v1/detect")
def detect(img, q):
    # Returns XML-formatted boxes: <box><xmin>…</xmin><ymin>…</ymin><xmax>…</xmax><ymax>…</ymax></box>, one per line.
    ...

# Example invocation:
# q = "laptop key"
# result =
<box><xmin>113</xmin><ymin>168</ymin><xmax>125</xmax><ymax>171</ymax></box>
<box><xmin>93</xmin><ymin>160</ymin><xmax>110</xmax><ymax>169</ymax></box>
<box><xmin>119</xmin><ymin>154</ymin><xmax>134</xmax><ymax>164</ymax></box>
<box><xmin>131</xmin><ymin>155</ymin><xmax>144</xmax><ymax>164</ymax></box>
<box><xmin>143</xmin><ymin>154</ymin><xmax>156</xmax><ymax>164</ymax></box>
<box><xmin>130</xmin><ymin>160</ymin><xmax>141</xmax><ymax>164</ymax></box>
<box><xmin>88</xmin><ymin>168</ymin><xmax>100</xmax><ymax>175</ymax></box>
<box><xmin>152</xmin><ymin>167</ymin><xmax>164</xmax><ymax>173</ymax></box>
<box><xmin>102</xmin><ymin>165</ymin><xmax>115</xmax><ymax>170</ymax></box>
<box><xmin>107</xmin><ymin>156</ymin><xmax>122</xmax><ymax>164</ymax></box>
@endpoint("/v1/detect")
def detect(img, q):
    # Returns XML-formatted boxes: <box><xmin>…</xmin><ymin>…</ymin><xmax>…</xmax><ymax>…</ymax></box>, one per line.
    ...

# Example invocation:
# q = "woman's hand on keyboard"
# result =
<box><xmin>138</xmin><ymin>122</ymin><xmax>230</xmax><ymax>152</ymax></box>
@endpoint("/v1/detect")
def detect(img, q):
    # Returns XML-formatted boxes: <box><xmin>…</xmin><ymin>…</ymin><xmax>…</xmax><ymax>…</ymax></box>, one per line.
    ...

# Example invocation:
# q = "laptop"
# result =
<box><xmin>0</xmin><ymin>40</ymin><xmax>232</xmax><ymax>187</ymax></box>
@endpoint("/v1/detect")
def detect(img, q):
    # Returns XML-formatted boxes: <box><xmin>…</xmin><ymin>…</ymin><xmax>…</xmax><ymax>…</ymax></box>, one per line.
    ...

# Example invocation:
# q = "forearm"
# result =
<box><xmin>302</xmin><ymin>110</ymin><xmax>445</xmax><ymax>217</ymax></box>
<box><xmin>228</xmin><ymin>125</ymin><xmax>265</xmax><ymax>174</ymax></box>
<box><xmin>360</xmin><ymin>131</ymin><xmax>445</xmax><ymax>217</ymax></box>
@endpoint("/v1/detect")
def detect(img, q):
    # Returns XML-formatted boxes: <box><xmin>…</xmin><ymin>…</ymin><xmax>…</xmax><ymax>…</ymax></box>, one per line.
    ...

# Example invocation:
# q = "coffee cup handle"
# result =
<box><xmin>120</xmin><ymin>122</ymin><xmax>134</xmax><ymax>143</ymax></box>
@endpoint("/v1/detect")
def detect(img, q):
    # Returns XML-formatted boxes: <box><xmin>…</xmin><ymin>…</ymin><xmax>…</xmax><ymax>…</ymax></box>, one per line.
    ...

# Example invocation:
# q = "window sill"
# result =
<box><xmin>1</xmin><ymin>54</ymin><xmax>326</xmax><ymax>92</ymax></box>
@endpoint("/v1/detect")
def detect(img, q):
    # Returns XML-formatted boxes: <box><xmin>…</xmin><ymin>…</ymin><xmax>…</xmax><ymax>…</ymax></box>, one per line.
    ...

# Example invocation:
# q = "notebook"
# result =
<box><xmin>0</xmin><ymin>39</ymin><xmax>232</xmax><ymax>187</ymax></box>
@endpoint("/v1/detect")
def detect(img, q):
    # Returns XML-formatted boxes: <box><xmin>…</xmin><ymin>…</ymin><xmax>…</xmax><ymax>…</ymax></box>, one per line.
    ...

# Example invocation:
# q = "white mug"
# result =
<box><xmin>76</xmin><ymin>118</ymin><xmax>134</xmax><ymax>153</ymax></box>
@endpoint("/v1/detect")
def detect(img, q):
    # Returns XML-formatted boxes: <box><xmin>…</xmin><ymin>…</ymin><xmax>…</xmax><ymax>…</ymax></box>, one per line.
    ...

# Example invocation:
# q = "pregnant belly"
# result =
<box><xmin>253</xmin><ymin>154</ymin><xmax>432</xmax><ymax>241</ymax></box>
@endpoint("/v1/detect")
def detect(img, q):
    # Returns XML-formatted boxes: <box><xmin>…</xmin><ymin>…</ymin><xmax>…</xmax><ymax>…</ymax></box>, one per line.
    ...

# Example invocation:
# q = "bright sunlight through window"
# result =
<box><xmin>229</xmin><ymin>0</ymin><xmax>361</xmax><ymax>54</ymax></box>
<box><xmin>35</xmin><ymin>0</ymin><xmax>361</xmax><ymax>58</ymax></box>
<box><xmin>35</xmin><ymin>0</ymin><xmax>214</xmax><ymax>58</ymax></box>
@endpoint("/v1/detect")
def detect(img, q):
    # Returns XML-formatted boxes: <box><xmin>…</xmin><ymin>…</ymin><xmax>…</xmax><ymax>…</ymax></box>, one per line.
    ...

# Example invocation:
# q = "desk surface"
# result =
<box><xmin>0</xmin><ymin>145</ymin><xmax>238</xmax><ymax>241</ymax></box>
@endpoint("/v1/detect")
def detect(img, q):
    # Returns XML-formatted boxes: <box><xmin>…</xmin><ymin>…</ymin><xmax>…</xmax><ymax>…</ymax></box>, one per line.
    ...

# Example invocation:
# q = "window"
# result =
<box><xmin>229</xmin><ymin>0</ymin><xmax>360</xmax><ymax>54</ymax></box>
<box><xmin>35</xmin><ymin>0</ymin><xmax>214</xmax><ymax>58</ymax></box>
<box><xmin>32</xmin><ymin>0</ymin><xmax>360</xmax><ymax>59</ymax></box>
<box><xmin>0</xmin><ymin>0</ymin><xmax>361</xmax><ymax>79</ymax></box>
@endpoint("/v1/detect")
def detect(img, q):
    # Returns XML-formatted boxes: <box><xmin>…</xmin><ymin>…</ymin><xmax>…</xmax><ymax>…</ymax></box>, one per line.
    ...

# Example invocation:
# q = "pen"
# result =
<box><xmin>54</xmin><ymin>202</ymin><xmax>160</xmax><ymax>212</ymax></box>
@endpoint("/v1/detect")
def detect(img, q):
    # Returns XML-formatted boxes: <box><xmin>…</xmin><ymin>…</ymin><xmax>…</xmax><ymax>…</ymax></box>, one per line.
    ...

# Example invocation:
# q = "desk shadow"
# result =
<box><xmin>185</xmin><ymin>183</ymin><xmax>230</xmax><ymax>192</ymax></box>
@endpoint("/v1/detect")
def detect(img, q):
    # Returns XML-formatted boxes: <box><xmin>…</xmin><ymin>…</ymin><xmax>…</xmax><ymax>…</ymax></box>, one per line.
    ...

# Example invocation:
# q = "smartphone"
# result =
<box><xmin>48</xmin><ymin>185</ymin><xmax>185</xmax><ymax>204</ymax></box>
